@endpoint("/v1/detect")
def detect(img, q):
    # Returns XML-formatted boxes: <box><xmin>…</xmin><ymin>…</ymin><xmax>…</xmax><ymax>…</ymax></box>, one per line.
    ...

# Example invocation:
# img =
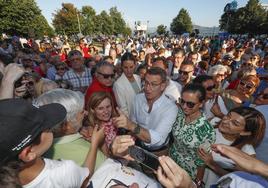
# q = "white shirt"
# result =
<box><xmin>255</xmin><ymin>105</ymin><xmax>268</xmax><ymax>163</ymax></box>
<box><xmin>89</xmin><ymin>158</ymin><xmax>162</xmax><ymax>188</ymax></box>
<box><xmin>164</xmin><ymin>79</ymin><xmax>182</xmax><ymax>102</ymax></box>
<box><xmin>23</xmin><ymin>158</ymin><xmax>89</xmax><ymax>188</ymax></box>
<box><xmin>130</xmin><ymin>93</ymin><xmax>178</xmax><ymax>149</ymax></box>
<box><xmin>203</xmin><ymin>129</ymin><xmax>255</xmax><ymax>187</ymax></box>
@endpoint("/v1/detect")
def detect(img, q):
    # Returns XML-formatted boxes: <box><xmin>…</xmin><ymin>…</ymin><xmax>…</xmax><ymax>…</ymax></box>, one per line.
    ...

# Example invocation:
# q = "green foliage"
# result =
<box><xmin>170</xmin><ymin>8</ymin><xmax>193</xmax><ymax>35</ymax></box>
<box><xmin>0</xmin><ymin>0</ymin><xmax>54</xmax><ymax>38</ymax></box>
<box><xmin>219</xmin><ymin>0</ymin><xmax>268</xmax><ymax>35</ymax></box>
<box><xmin>156</xmin><ymin>24</ymin><xmax>167</xmax><ymax>35</ymax></box>
<box><xmin>52</xmin><ymin>3</ymin><xmax>82</xmax><ymax>36</ymax></box>
<box><xmin>52</xmin><ymin>4</ymin><xmax>131</xmax><ymax>36</ymax></box>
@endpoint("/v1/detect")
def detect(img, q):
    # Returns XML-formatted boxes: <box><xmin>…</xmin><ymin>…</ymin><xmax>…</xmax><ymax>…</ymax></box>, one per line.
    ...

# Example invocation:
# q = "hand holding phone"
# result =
<box><xmin>128</xmin><ymin>145</ymin><xmax>160</xmax><ymax>171</ymax></box>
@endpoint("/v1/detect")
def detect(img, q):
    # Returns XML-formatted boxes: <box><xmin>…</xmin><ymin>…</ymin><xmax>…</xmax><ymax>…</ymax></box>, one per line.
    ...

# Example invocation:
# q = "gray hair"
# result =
<box><xmin>95</xmin><ymin>61</ymin><xmax>114</xmax><ymax>72</ymax></box>
<box><xmin>35</xmin><ymin>88</ymin><xmax>84</xmax><ymax>131</ymax></box>
<box><xmin>208</xmin><ymin>64</ymin><xmax>227</xmax><ymax>76</ymax></box>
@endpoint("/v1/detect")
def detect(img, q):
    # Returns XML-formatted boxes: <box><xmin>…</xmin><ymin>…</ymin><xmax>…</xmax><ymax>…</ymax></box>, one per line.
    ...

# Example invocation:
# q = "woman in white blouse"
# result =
<box><xmin>198</xmin><ymin>106</ymin><xmax>266</xmax><ymax>187</ymax></box>
<box><xmin>113</xmin><ymin>52</ymin><xmax>141</xmax><ymax>117</ymax></box>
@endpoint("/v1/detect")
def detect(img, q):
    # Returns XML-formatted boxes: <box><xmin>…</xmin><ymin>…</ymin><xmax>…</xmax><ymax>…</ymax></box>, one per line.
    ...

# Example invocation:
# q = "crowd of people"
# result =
<box><xmin>0</xmin><ymin>34</ymin><xmax>268</xmax><ymax>188</ymax></box>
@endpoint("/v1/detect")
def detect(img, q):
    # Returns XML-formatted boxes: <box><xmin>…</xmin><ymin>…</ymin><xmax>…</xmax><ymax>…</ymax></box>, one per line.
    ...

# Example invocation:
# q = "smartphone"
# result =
<box><xmin>128</xmin><ymin>145</ymin><xmax>160</xmax><ymax>171</ymax></box>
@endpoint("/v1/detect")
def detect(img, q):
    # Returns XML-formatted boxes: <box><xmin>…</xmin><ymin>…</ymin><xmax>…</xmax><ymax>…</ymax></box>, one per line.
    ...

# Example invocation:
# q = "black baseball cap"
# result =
<box><xmin>0</xmin><ymin>99</ymin><xmax>67</xmax><ymax>164</ymax></box>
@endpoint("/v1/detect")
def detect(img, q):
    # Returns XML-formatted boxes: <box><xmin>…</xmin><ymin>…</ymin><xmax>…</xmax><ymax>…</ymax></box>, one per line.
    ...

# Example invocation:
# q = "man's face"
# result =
<box><xmin>70</xmin><ymin>54</ymin><xmax>84</xmax><ymax>71</ymax></box>
<box><xmin>122</xmin><ymin>60</ymin><xmax>136</xmax><ymax>79</ymax></box>
<box><xmin>174</xmin><ymin>53</ymin><xmax>185</xmax><ymax>64</ymax></box>
<box><xmin>144</xmin><ymin>74</ymin><xmax>166</xmax><ymax>101</ymax></box>
<box><xmin>178</xmin><ymin>65</ymin><xmax>194</xmax><ymax>84</ymax></box>
<box><xmin>96</xmin><ymin>66</ymin><xmax>115</xmax><ymax>87</ymax></box>
<box><xmin>188</xmin><ymin>54</ymin><xmax>198</xmax><ymax>64</ymax></box>
<box><xmin>202</xmin><ymin>79</ymin><xmax>215</xmax><ymax>100</ymax></box>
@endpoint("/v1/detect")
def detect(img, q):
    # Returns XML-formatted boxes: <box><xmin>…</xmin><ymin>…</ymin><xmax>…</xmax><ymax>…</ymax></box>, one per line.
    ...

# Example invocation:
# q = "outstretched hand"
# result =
<box><xmin>112</xmin><ymin>107</ymin><xmax>132</xmax><ymax>131</ymax></box>
<box><xmin>157</xmin><ymin>156</ymin><xmax>194</xmax><ymax>188</ymax></box>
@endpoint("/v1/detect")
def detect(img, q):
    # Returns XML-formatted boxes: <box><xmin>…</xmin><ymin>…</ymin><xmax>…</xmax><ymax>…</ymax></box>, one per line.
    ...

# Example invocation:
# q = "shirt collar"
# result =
<box><xmin>53</xmin><ymin>133</ymin><xmax>82</xmax><ymax>144</ymax></box>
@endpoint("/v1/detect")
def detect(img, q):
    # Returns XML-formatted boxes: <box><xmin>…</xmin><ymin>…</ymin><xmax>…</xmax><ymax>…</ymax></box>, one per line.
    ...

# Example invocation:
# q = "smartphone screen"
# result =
<box><xmin>128</xmin><ymin>145</ymin><xmax>160</xmax><ymax>171</ymax></box>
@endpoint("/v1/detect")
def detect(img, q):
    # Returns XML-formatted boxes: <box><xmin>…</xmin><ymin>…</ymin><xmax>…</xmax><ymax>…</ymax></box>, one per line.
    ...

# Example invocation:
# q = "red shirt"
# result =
<box><xmin>85</xmin><ymin>78</ymin><xmax>116</xmax><ymax>108</ymax></box>
<box><xmin>227</xmin><ymin>79</ymin><xmax>240</xmax><ymax>90</ymax></box>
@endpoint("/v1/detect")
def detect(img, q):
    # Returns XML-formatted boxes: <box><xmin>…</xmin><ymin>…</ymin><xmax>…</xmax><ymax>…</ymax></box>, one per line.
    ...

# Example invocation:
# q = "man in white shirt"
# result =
<box><xmin>152</xmin><ymin>56</ymin><xmax>182</xmax><ymax>102</ymax></box>
<box><xmin>113</xmin><ymin>67</ymin><xmax>178</xmax><ymax>150</ymax></box>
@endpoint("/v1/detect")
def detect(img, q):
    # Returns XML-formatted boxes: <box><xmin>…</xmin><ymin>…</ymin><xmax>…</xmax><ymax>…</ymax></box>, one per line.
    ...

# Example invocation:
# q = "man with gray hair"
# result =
<box><xmin>85</xmin><ymin>61</ymin><xmax>116</xmax><ymax>107</ymax></box>
<box><xmin>35</xmin><ymin>88</ymin><xmax>106</xmax><ymax>167</ymax></box>
<box><xmin>63</xmin><ymin>50</ymin><xmax>92</xmax><ymax>93</ymax></box>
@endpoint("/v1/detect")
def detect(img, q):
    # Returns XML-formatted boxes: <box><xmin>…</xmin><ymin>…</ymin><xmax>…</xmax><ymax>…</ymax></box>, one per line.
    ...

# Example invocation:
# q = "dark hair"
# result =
<box><xmin>172</xmin><ymin>48</ymin><xmax>185</xmax><ymax>56</ymax></box>
<box><xmin>153</xmin><ymin>56</ymin><xmax>168</xmax><ymax>69</ymax></box>
<box><xmin>193</xmin><ymin>75</ymin><xmax>213</xmax><ymax>85</ymax></box>
<box><xmin>182</xmin><ymin>83</ymin><xmax>206</xmax><ymax>102</ymax></box>
<box><xmin>180</xmin><ymin>61</ymin><xmax>194</xmax><ymax>69</ymax></box>
<box><xmin>0</xmin><ymin>161</ymin><xmax>22</xmax><ymax>188</ymax></box>
<box><xmin>136</xmin><ymin>64</ymin><xmax>147</xmax><ymax>73</ymax></box>
<box><xmin>67</xmin><ymin>50</ymin><xmax>83</xmax><ymax>59</ymax></box>
<box><xmin>146</xmin><ymin>67</ymin><xmax>167</xmax><ymax>83</ymax></box>
<box><xmin>121</xmin><ymin>52</ymin><xmax>136</xmax><ymax>66</ymax></box>
<box><xmin>95</xmin><ymin>61</ymin><xmax>114</xmax><ymax>72</ymax></box>
<box><xmin>229</xmin><ymin>107</ymin><xmax>266</xmax><ymax>148</ymax></box>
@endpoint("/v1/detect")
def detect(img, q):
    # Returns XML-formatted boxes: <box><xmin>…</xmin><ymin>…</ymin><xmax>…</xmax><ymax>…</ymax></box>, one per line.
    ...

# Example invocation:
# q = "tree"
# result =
<box><xmin>81</xmin><ymin>6</ymin><xmax>96</xmax><ymax>35</ymax></box>
<box><xmin>97</xmin><ymin>10</ymin><xmax>114</xmax><ymax>35</ymax></box>
<box><xmin>170</xmin><ymin>8</ymin><xmax>193</xmax><ymax>35</ymax></box>
<box><xmin>219</xmin><ymin>0</ymin><xmax>267</xmax><ymax>35</ymax></box>
<box><xmin>0</xmin><ymin>0</ymin><xmax>53</xmax><ymax>37</ymax></box>
<box><xmin>109</xmin><ymin>7</ymin><xmax>127</xmax><ymax>35</ymax></box>
<box><xmin>52</xmin><ymin>3</ymin><xmax>82</xmax><ymax>36</ymax></box>
<box><xmin>156</xmin><ymin>24</ymin><xmax>167</xmax><ymax>35</ymax></box>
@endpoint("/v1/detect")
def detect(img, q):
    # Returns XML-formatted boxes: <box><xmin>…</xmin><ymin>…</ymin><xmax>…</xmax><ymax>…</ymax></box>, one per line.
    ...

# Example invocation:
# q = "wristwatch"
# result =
<box><xmin>133</xmin><ymin>124</ymin><xmax>141</xmax><ymax>135</ymax></box>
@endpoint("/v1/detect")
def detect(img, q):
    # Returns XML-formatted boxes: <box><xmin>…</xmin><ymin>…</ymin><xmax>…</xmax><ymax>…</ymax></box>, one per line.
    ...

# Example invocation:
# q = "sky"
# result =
<box><xmin>36</xmin><ymin>0</ymin><xmax>268</xmax><ymax>28</ymax></box>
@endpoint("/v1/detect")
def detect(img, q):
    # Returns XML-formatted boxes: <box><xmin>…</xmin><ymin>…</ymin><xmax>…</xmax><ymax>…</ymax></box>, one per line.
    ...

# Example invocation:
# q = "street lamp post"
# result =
<box><xmin>77</xmin><ymin>12</ymin><xmax>82</xmax><ymax>34</ymax></box>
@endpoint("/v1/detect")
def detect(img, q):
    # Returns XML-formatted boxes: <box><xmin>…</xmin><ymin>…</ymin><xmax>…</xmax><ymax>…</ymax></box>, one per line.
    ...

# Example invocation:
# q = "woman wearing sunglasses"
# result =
<box><xmin>198</xmin><ymin>107</ymin><xmax>265</xmax><ymax>187</ymax></box>
<box><xmin>211</xmin><ymin>75</ymin><xmax>260</xmax><ymax>119</ymax></box>
<box><xmin>169</xmin><ymin>84</ymin><xmax>216</xmax><ymax>183</ymax></box>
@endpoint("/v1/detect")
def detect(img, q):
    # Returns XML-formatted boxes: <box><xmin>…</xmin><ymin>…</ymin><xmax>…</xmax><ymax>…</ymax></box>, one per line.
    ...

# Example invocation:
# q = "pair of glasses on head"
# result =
<box><xmin>206</xmin><ymin>85</ymin><xmax>215</xmax><ymax>91</ymax></box>
<box><xmin>239</xmin><ymin>81</ymin><xmax>255</xmax><ymax>90</ymax></box>
<box><xmin>179</xmin><ymin>70</ymin><xmax>193</xmax><ymax>76</ymax></box>
<box><xmin>98</xmin><ymin>72</ymin><xmax>115</xmax><ymax>79</ymax></box>
<box><xmin>179</xmin><ymin>98</ymin><xmax>197</xmax><ymax>108</ymax></box>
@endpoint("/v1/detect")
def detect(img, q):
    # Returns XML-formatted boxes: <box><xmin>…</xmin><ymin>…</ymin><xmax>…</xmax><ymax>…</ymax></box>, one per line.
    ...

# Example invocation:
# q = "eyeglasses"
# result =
<box><xmin>144</xmin><ymin>80</ymin><xmax>163</xmax><ymax>89</ymax></box>
<box><xmin>179</xmin><ymin>98</ymin><xmax>197</xmax><ymax>108</ymax></box>
<box><xmin>97</xmin><ymin>72</ymin><xmax>115</xmax><ymax>79</ymax></box>
<box><xmin>239</xmin><ymin>81</ymin><xmax>254</xmax><ymax>89</ymax></box>
<box><xmin>251</xmin><ymin>57</ymin><xmax>258</xmax><ymax>60</ymax></box>
<box><xmin>206</xmin><ymin>85</ymin><xmax>215</xmax><ymax>91</ymax></box>
<box><xmin>242</xmin><ymin>63</ymin><xmax>252</xmax><ymax>67</ymax></box>
<box><xmin>179</xmin><ymin>70</ymin><xmax>193</xmax><ymax>76</ymax></box>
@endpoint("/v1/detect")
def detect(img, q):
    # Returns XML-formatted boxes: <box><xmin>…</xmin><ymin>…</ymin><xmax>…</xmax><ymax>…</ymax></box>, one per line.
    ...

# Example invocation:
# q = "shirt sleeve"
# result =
<box><xmin>54</xmin><ymin>160</ymin><xmax>89</xmax><ymax>188</ymax></box>
<box><xmin>144</xmin><ymin>103</ymin><xmax>178</xmax><ymax>148</ymax></box>
<box><xmin>113</xmin><ymin>82</ymin><xmax>129</xmax><ymax>116</ymax></box>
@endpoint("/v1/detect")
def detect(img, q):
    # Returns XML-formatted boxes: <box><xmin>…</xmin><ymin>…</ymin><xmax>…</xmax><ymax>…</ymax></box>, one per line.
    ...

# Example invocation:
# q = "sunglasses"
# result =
<box><xmin>239</xmin><ymin>81</ymin><xmax>254</xmax><ymax>89</ymax></box>
<box><xmin>179</xmin><ymin>98</ymin><xmax>197</xmax><ymax>108</ymax></box>
<box><xmin>179</xmin><ymin>70</ymin><xmax>193</xmax><ymax>75</ymax></box>
<box><xmin>97</xmin><ymin>72</ymin><xmax>115</xmax><ymax>79</ymax></box>
<box><xmin>206</xmin><ymin>85</ymin><xmax>215</xmax><ymax>91</ymax></box>
<box><xmin>27</xmin><ymin>81</ymin><xmax>34</xmax><ymax>86</ymax></box>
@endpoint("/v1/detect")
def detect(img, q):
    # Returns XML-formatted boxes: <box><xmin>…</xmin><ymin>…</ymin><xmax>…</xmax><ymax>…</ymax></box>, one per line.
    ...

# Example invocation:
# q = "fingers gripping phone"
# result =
<box><xmin>128</xmin><ymin>145</ymin><xmax>160</xmax><ymax>171</ymax></box>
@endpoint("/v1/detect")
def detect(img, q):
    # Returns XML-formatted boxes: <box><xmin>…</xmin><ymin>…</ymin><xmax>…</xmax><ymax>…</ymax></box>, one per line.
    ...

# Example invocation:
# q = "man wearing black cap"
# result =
<box><xmin>0</xmin><ymin>99</ymin><xmax>104</xmax><ymax>188</ymax></box>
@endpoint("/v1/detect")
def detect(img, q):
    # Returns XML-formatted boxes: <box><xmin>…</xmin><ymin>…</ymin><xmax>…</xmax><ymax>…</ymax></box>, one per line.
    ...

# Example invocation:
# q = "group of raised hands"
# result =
<box><xmin>110</xmin><ymin>135</ymin><xmax>268</xmax><ymax>188</ymax></box>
